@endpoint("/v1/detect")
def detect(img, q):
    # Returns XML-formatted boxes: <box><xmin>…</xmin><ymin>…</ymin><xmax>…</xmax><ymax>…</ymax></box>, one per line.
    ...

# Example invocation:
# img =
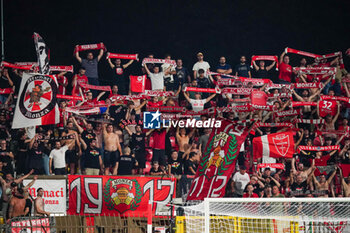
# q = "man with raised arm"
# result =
<box><xmin>144</xmin><ymin>63</ymin><xmax>173</xmax><ymax>91</ymax></box>
<box><xmin>75</xmin><ymin>48</ymin><xmax>104</xmax><ymax>86</ymax></box>
<box><xmin>62</xmin><ymin>121</ymin><xmax>81</xmax><ymax>174</ymax></box>
<box><xmin>103</xmin><ymin>124</ymin><xmax>123</xmax><ymax>175</ymax></box>
<box><xmin>34</xmin><ymin>188</ymin><xmax>50</xmax><ymax>216</ymax></box>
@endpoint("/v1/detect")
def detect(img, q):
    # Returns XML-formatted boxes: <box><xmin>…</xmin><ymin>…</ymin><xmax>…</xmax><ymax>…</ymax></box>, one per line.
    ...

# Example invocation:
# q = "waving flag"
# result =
<box><xmin>12</xmin><ymin>73</ymin><xmax>60</xmax><ymax>128</ymax></box>
<box><xmin>187</xmin><ymin>119</ymin><xmax>251</xmax><ymax>200</ymax></box>
<box><xmin>33</xmin><ymin>32</ymin><xmax>50</xmax><ymax>74</ymax></box>
<box><xmin>253</xmin><ymin>131</ymin><xmax>295</xmax><ymax>159</ymax></box>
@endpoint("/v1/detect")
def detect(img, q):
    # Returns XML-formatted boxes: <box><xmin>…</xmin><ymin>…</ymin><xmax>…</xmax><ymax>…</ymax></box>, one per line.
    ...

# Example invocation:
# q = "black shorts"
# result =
<box><xmin>152</xmin><ymin>149</ymin><xmax>166</xmax><ymax>166</ymax></box>
<box><xmin>54</xmin><ymin>168</ymin><xmax>67</xmax><ymax>175</ymax></box>
<box><xmin>104</xmin><ymin>150</ymin><xmax>120</xmax><ymax>168</ymax></box>
<box><xmin>66</xmin><ymin>150</ymin><xmax>77</xmax><ymax>164</ymax></box>
<box><xmin>135</xmin><ymin>150</ymin><xmax>146</xmax><ymax>168</ymax></box>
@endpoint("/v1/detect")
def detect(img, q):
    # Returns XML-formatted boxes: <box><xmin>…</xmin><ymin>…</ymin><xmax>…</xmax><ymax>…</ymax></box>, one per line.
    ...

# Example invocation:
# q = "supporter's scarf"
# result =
<box><xmin>342</xmin><ymin>78</ymin><xmax>350</xmax><ymax>83</ymax></box>
<box><xmin>107</xmin><ymin>52</ymin><xmax>138</xmax><ymax>61</ymax></box>
<box><xmin>184</xmin><ymin>87</ymin><xmax>220</xmax><ymax>94</ymax></box>
<box><xmin>1</xmin><ymin>61</ymin><xmax>33</xmax><ymax>70</ymax></box>
<box><xmin>250</xmin><ymin>55</ymin><xmax>279</xmax><ymax>70</ymax></box>
<box><xmin>230</xmin><ymin>98</ymin><xmax>250</xmax><ymax>103</ymax></box>
<box><xmin>15</xmin><ymin>62</ymin><xmax>37</xmax><ymax>66</ymax></box>
<box><xmin>295</xmin><ymin>119</ymin><xmax>325</xmax><ymax>124</ymax></box>
<box><xmin>293</xmin><ymin>67</ymin><xmax>336</xmax><ymax>75</ymax></box>
<box><xmin>142</xmin><ymin>58</ymin><xmax>176</xmax><ymax>67</ymax></box>
<box><xmin>56</xmin><ymin>94</ymin><xmax>83</xmax><ymax>101</ymax></box>
<box><xmin>297</xmin><ymin>145</ymin><xmax>340</xmax><ymax>152</ymax></box>
<box><xmin>209</xmin><ymin>72</ymin><xmax>238</xmax><ymax>79</ymax></box>
<box><xmin>110</xmin><ymin>94</ymin><xmax>146</xmax><ymax>101</ymax></box>
<box><xmin>218</xmin><ymin>105</ymin><xmax>251</xmax><ymax>112</ymax></box>
<box><xmin>291</xmin><ymin>101</ymin><xmax>317</xmax><ymax>107</ymax></box>
<box><xmin>147</xmin><ymin>106</ymin><xmax>185</xmax><ymax>113</ymax></box>
<box><xmin>184</xmin><ymin>107</ymin><xmax>216</xmax><ymax>116</ymax></box>
<box><xmin>74</xmin><ymin>114</ymin><xmax>112</xmax><ymax>124</ymax></box>
<box><xmin>266</xmin><ymin>83</ymin><xmax>293</xmax><ymax>90</ymax></box>
<box><xmin>251</xmin><ymin>104</ymin><xmax>275</xmax><ymax>111</ymax></box>
<box><xmin>74</xmin><ymin>43</ymin><xmax>106</xmax><ymax>54</ymax></box>
<box><xmin>285</xmin><ymin>47</ymin><xmax>321</xmax><ymax>58</ymax></box>
<box><xmin>257</xmin><ymin>163</ymin><xmax>285</xmax><ymax>170</ymax></box>
<box><xmin>275</xmin><ymin>109</ymin><xmax>301</xmax><ymax>118</ymax></box>
<box><xmin>294</xmin><ymin>82</ymin><xmax>323</xmax><ymax>89</ymax></box>
<box><xmin>315</xmin><ymin>51</ymin><xmax>342</xmax><ymax>62</ymax></box>
<box><xmin>256</xmin><ymin>122</ymin><xmax>294</xmax><ymax>128</ymax></box>
<box><xmin>0</xmin><ymin>88</ymin><xmax>14</xmax><ymax>94</ymax></box>
<box><xmin>65</xmin><ymin>107</ymin><xmax>100</xmax><ymax>115</ymax></box>
<box><xmin>315</xmin><ymin>129</ymin><xmax>350</xmax><ymax>137</ymax></box>
<box><xmin>240</xmin><ymin>77</ymin><xmax>272</xmax><ymax>85</ymax></box>
<box><xmin>321</xmin><ymin>95</ymin><xmax>350</xmax><ymax>103</ymax></box>
<box><xmin>213</xmin><ymin>79</ymin><xmax>236</xmax><ymax>86</ymax></box>
<box><xmin>221</xmin><ymin>88</ymin><xmax>252</xmax><ymax>95</ymax></box>
<box><xmin>232</xmin><ymin>118</ymin><xmax>257</xmax><ymax>124</ymax></box>
<box><xmin>50</xmin><ymin>65</ymin><xmax>74</xmax><ymax>73</ymax></box>
<box><xmin>37</xmin><ymin>134</ymin><xmax>75</xmax><ymax>141</ymax></box>
<box><xmin>144</xmin><ymin>90</ymin><xmax>175</xmax><ymax>97</ymax></box>
<box><xmin>268</xmin><ymin>92</ymin><xmax>292</xmax><ymax>98</ymax></box>
<box><xmin>80</xmin><ymin>83</ymin><xmax>111</xmax><ymax>92</ymax></box>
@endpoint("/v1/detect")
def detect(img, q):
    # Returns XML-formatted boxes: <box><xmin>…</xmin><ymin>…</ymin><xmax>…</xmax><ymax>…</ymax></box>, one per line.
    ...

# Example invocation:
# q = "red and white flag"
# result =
<box><xmin>130</xmin><ymin>75</ymin><xmax>146</xmax><ymax>93</ymax></box>
<box><xmin>12</xmin><ymin>73</ymin><xmax>60</xmax><ymax>128</ymax></box>
<box><xmin>253</xmin><ymin>131</ymin><xmax>295</xmax><ymax>159</ymax></box>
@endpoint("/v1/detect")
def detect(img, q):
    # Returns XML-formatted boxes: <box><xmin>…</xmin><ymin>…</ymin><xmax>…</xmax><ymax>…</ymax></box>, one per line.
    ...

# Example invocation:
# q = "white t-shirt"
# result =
<box><xmin>232</xmin><ymin>172</ymin><xmax>250</xmax><ymax>195</ymax></box>
<box><xmin>149</xmin><ymin>72</ymin><xmax>164</xmax><ymax>90</ymax></box>
<box><xmin>161</xmin><ymin>63</ymin><xmax>175</xmax><ymax>82</ymax></box>
<box><xmin>49</xmin><ymin>145</ymin><xmax>68</xmax><ymax>169</ymax></box>
<box><xmin>192</xmin><ymin>61</ymin><xmax>210</xmax><ymax>77</ymax></box>
<box><xmin>189</xmin><ymin>99</ymin><xmax>206</xmax><ymax>112</ymax></box>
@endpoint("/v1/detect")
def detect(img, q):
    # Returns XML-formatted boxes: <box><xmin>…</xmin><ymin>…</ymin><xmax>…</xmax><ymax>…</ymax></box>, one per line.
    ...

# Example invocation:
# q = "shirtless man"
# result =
<box><xmin>176</xmin><ymin>127</ymin><xmax>195</xmax><ymax>159</ymax></box>
<box><xmin>0</xmin><ymin>170</ymin><xmax>34</xmax><ymax>220</ymax></box>
<box><xmin>103</xmin><ymin>124</ymin><xmax>123</xmax><ymax>175</ymax></box>
<box><xmin>34</xmin><ymin>188</ymin><xmax>50</xmax><ymax>216</ymax></box>
<box><xmin>7</xmin><ymin>175</ymin><xmax>37</xmax><ymax>221</ymax></box>
<box><xmin>312</xmin><ymin>168</ymin><xmax>337</xmax><ymax>194</ymax></box>
<box><xmin>339</xmin><ymin>166</ymin><xmax>350</xmax><ymax>197</ymax></box>
<box><xmin>62</xmin><ymin>121</ymin><xmax>80</xmax><ymax>174</ymax></box>
<box><xmin>291</xmin><ymin>157</ymin><xmax>315</xmax><ymax>182</ymax></box>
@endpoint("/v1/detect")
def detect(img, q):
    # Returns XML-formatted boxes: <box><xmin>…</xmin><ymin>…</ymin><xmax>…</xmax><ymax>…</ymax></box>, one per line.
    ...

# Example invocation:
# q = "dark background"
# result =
<box><xmin>2</xmin><ymin>0</ymin><xmax>350</xmax><ymax>84</ymax></box>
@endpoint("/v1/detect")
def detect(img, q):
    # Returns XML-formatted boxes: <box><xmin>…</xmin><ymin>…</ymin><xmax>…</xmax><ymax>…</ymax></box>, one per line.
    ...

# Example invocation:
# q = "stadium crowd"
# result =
<box><xmin>1</xmin><ymin>46</ymin><xmax>350</xmax><ymax>220</ymax></box>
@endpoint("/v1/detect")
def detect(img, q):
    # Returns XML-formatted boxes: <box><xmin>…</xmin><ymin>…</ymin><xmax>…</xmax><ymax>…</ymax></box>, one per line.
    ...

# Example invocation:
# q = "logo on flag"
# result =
<box><xmin>19</xmin><ymin>75</ymin><xmax>57</xmax><ymax>119</ymax></box>
<box><xmin>143</xmin><ymin>111</ymin><xmax>161</xmax><ymax>129</ymax></box>
<box><xmin>272</xmin><ymin>134</ymin><xmax>290</xmax><ymax>157</ymax></box>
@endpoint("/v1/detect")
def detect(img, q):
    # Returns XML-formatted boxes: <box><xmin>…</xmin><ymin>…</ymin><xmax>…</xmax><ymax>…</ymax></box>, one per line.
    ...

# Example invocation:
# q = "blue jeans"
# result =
<box><xmin>42</xmin><ymin>154</ymin><xmax>50</xmax><ymax>175</ymax></box>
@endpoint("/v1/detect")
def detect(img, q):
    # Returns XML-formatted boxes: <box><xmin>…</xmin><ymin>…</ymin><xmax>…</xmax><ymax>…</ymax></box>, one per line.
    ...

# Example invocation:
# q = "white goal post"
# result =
<box><xmin>181</xmin><ymin>198</ymin><xmax>350</xmax><ymax>233</ymax></box>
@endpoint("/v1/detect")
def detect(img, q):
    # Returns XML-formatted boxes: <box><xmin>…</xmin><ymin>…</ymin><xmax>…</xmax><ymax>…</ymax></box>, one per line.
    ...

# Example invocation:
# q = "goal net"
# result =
<box><xmin>180</xmin><ymin>198</ymin><xmax>350</xmax><ymax>233</ymax></box>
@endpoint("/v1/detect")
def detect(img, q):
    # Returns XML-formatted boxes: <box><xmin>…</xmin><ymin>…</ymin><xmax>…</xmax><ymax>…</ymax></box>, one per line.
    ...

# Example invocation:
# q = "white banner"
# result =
<box><xmin>24</xmin><ymin>179</ymin><xmax>66</xmax><ymax>214</ymax></box>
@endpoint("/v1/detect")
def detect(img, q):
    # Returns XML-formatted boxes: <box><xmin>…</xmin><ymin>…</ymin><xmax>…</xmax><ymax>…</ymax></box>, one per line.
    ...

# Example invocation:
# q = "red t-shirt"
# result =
<box><xmin>152</xmin><ymin>130</ymin><xmax>166</xmax><ymax>150</ymax></box>
<box><xmin>278</xmin><ymin>62</ymin><xmax>292</xmax><ymax>82</ymax></box>
<box><xmin>57</xmin><ymin>76</ymin><xmax>68</xmax><ymax>95</ymax></box>
<box><xmin>147</xmin><ymin>101</ymin><xmax>163</xmax><ymax>108</ymax></box>
<box><xmin>243</xmin><ymin>193</ymin><xmax>259</xmax><ymax>198</ymax></box>
<box><xmin>72</xmin><ymin>74</ymin><xmax>88</xmax><ymax>95</ymax></box>
<box><xmin>250</xmin><ymin>90</ymin><xmax>268</xmax><ymax>106</ymax></box>
<box><xmin>318</xmin><ymin>100</ymin><xmax>337</xmax><ymax>117</ymax></box>
<box><xmin>312</xmin><ymin>155</ymin><xmax>331</xmax><ymax>166</ymax></box>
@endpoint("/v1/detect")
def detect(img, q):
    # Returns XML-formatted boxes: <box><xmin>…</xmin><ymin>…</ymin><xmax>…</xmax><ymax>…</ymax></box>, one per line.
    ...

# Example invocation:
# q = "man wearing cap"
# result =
<box><xmin>193</xmin><ymin>52</ymin><xmax>210</xmax><ymax>80</ymax></box>
<box><xmin>232</xmin><ymin>165</ymin><xmax>250</xmax><ymax>197</ymax></box>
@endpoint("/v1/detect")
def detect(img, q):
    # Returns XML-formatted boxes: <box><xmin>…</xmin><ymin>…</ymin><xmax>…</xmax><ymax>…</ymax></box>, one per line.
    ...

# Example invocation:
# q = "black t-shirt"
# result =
<box><xmin>0</xmin><ymin>75</ymin><xmax>10</xmax><ymax>89</ymax></box>
<box><xmin>0</xmin><ymin>149</ymin><xmax>11</xmax><ymax>165</ymax></box>
<box><xmin>84</xmin><ymin>147</ymin><xmax>101</xmax><ymax>169</ymax></box>
<box><xmin>24</xmin><ymin>199</ymin><xmax>32</xmax><ymax>216</ymax></box>
<box><xmin>255</xmin><ymin>69</ymin><xmax>269</xmax><ymax>79</ymax></box>
<box><xmin>175</xmin><ymin>67</ymin><xmax>189</xmax><ymax>85</ymax></box>
<box><xmin>130</xmin><ymin>133</ymin><xmax>145</xmax><ymax>152</ymax></box>
<box><xmin>81</xmin><ymin>130</ymin><xmax>96</xmax><ymax>146</ymax></box>
<box><xmin>290</xmin><ymin>181</ymin><xmax>307</xmax><ymax>196</ymax></box>
<box><xmin>235</xmin><ymin>64</ymin><xmax>250</xmax><ymax>77</ymax></box>
<box><xmin>109</xmin><ymin>105</ymin><xmax>126</xmax><ymax>125</ymax></box>
<box><xmin>28</xmin><ymin>148</ymin><xmax>44</xmax><ymax>169</ymax></box>
<box><xmin>113</xmin><ymin>65</ymin><xmax>125</xmax><ymax>81</ymax></box>
<box><xmin>184</xmin><ymin>159</ymin><xmax>197</xmax><ymax>175</ymax></box>
<box><xmin>118</xmin><ymin>155</ymin><xmax>135</xmax><ymax>175</ymax></box>
<box><xmin>168</xmin><ymin>157</ymin><xmax>183</xmax><ymax>175</ymax></box>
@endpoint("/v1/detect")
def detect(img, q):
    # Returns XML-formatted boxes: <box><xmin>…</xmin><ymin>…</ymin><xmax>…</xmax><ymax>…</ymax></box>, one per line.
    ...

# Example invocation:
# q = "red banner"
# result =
<box><xmin>187</xmin><ymin>119</ymin><xmax>251</xmax><ymax>200</ymax></box>
<box><xmin>0</xmin><ymin>88</ymin><xmax>14</xmax><ymax>94</ymax></box>
<box><xmin>11</xmin><ymin>218</ymin><xmax>50</xmax><ymax>233</ymax></box>
<box><xmin>1</xmin><ymin>61</ymin><xmax>33</xmax><ymax>70</ymax></box>
<box><xmin>74</xmin><ymin>43</ymin><xmax>106</xmax><ymax>54</ymax></box>
<box><xmin>285</xmin><ymin>47</ymin><xmax>321</xmax><ymax>58</ymax></box>
<box><xmin>257</xmin><ymin>163</ymin><xmax>285</xmax><ymax>170</ymax></box>
<box><xmin>68</xmin><ymin>175</ymin><xmax>176</xmax><ymax>216</ymax></box>
<box><xmin>251</xmin><ymin>55</ymin><xmax>279</xmax><ymax>70</ymax></box>
<box><xmin>107</xmin><ymin>52</ymin><xmax>138</xmax><ymax>60</ymax></box>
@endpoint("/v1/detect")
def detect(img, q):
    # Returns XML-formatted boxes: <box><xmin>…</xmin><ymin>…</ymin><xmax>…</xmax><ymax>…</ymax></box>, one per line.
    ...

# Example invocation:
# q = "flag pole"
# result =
<box><xmin>1</xmin><ymin>0</ymin><xmax>4</xmax><ymax>61</ymax></box>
